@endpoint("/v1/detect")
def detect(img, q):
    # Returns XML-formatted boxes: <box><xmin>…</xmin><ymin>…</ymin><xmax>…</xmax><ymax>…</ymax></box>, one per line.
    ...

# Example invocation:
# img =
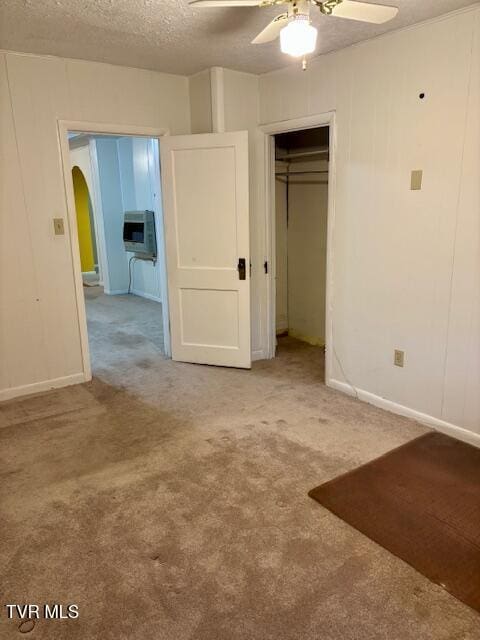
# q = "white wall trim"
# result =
<box><xmin>104</xmin><ymin>288</ymin><xmax>129</xmax><ymax>295</ymax></box>
<box><xmin>259</xmin><ymin>111</ymin><xmax>336</xmax><ymax>389</ymax></box>
<box><xmin>260</xmin><ymin>113</ymin><xmax>335</xmax><ymax>135</ymax></box>
<box><xmin>105</xmin><ymin>289</ymin><xmax>163</xmax><ymax>304</ymax></box>
<box><xmin>0</xmin><ymin>373</ymin><xmax>89</xmax><ymax>403</ymax></box>
<box><xmin>151</xmin><ymin>138</ymin><xmax>172</xmax><ymax>357</ymax></box>
<box><xmin>58</xmin><ymin>120</ymin><xmax>171</xmax><ymax>385</ymax></box>
<box><xmin>58</xmin><ymin>122</ymin><xmax>93</xmax><ymax>382</ymax></box>
<box><xmin>65</xmin><ymin>121</ymin><xmax>170</xmax><ymax>138</ymax></box>
<box><xmin>328</xmin><ymin>378</ymin><xmax>480</xmax><ymax>449</ymax></box>
<box><xmin>88</xmin><ymin>138</ymin><xmax>110</xmax><ymax>292</ymax></box>
<box><xmin>130</xmin><ymin>289</ymin><xmax>162</xmax><ymax>304</ymax></box>
<box><xmin>0</xmin><ymin>47</ymin><xmax>191</xmax><ymax>80</ymax></box>
<box><xmin>252</xmin><ymin>348</ymin><xmax>266</xmax><ymax>362</ymax></box>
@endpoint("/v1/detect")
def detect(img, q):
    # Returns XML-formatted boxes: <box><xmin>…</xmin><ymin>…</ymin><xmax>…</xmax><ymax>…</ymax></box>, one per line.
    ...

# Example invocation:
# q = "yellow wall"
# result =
<box><xmin>72</xmin><ymin>166</ymin><xmax>95</xmax><ymax>272</ymax></box>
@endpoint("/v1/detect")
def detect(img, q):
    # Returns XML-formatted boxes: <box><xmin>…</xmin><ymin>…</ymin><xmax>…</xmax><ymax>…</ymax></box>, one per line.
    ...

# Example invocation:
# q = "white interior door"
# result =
<box><xmin>160</xmin><ymin>131</ymin><xmax>251</xmax><ymax>368</ymax></box>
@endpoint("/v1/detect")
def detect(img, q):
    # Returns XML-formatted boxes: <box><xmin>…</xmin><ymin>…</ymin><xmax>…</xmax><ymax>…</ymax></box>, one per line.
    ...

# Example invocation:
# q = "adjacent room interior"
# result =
<box><xmin>68</xmin><ymin>133</ymin><xmax>168</xmax><ymax>375</ymax></box>
<box><xmin>1</xmin><ymin>0</ymin><xmax>479</xmax><ymax>638</ymax></box>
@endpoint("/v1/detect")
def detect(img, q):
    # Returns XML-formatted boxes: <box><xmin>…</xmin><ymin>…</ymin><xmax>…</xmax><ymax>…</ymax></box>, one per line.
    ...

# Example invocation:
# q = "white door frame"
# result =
<box><xmin>57</xmin><ymin>120</ymin><xmax>171</xmax><ymax>381</ymax></box>
<box><xmin>87</xmin><ymin>137</ymin><xmax>109</xmax><ymax>289</ymax></box>
<box><xmin>260</xmin><ymin>111</ymin><xmax>336</xmax><ymax>384</ymax></box>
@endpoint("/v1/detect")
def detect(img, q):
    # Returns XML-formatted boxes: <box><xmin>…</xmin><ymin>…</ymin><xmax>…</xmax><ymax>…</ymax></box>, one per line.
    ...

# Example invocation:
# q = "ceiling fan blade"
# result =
<box><xmin>252</xmin><ymin>13</ymin><xmax>290</xmax><ymax>44</ymax></box>
<box><xmin>330</xmin><ymin>0</ymin><xmax>398</xmax><ymax>24</ymax></box>
<box><xmin>189</xmin><ymin>0</ymin><xmax>261</xmax><ymax>6</ymax></box>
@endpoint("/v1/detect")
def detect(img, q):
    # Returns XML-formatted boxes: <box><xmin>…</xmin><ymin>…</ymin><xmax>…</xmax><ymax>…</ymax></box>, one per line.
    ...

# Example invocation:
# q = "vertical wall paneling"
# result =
<box><xmin>0</xmin><ymin>51</ymin><xmax>189</xmax><ymax>400</ymax></box>
<box><xmin>258</xmin><ymin>7</ymin><xmax>480</xmax><ymax>440</ymax></box>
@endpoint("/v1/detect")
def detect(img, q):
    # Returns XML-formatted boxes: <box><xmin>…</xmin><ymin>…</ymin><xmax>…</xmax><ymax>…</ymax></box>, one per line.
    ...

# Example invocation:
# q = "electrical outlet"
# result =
<box><xmin>394</xmin><ymin>349</ymin><xmax>405</xmax><ymax>368</ymax></box>
<box><xmin>53</xmin><ymin>218</ymin><xmax>65</xmax><ymax>235</ymax></box>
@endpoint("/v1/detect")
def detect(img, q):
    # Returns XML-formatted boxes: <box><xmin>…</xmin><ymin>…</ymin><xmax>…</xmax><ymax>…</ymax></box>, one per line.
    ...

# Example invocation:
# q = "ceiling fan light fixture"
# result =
<box><xmin>280</xmin><ymin>15</ymin><xmax>317</xmax><ymax>57</ymax></box>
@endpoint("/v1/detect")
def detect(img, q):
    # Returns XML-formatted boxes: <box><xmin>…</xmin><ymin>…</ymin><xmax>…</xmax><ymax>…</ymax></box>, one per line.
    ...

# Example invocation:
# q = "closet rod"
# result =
<box><xmin>276</xmin><ymin>178</ymin><xmax>328</xmax><ymax>185</ymax></box>
<box><xmin>276</xmin><ymin>147</ymin><xmax>329</xmax><ymax>161</ymax></box>
<box><xmin>275</xmin><ymin>170</ymin><xmax>329</xmax><ymax>176</ymax></box>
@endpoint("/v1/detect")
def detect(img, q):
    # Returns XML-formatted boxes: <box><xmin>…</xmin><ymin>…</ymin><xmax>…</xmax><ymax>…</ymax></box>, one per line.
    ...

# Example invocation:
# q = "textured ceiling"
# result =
<box><xmin>0</xmin><ymin>0</ymin><xmax>477</xmax><ymax>75</ymax></box>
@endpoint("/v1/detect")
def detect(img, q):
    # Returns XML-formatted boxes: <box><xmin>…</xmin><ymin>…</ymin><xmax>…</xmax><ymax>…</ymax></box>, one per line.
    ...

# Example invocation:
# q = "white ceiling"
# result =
<box><xmin>0</xmin><ymin>0</ymin><xmax>477</xmax><ymax>75</ymax></box>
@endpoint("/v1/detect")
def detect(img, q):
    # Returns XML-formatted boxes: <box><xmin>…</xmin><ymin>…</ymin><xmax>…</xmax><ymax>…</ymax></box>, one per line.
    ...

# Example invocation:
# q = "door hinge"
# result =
<box><xmin>264</xmin><ymin>261</ymin><xmax>268</xmax><ymax>274</ymax></box>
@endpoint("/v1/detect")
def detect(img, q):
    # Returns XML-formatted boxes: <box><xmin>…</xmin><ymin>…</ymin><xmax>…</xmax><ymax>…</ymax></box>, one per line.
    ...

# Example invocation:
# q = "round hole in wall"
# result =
<box><xmin>419</xmin><ymin>92</ymin><xmax>425</xmax><ymax>100</ymax></box>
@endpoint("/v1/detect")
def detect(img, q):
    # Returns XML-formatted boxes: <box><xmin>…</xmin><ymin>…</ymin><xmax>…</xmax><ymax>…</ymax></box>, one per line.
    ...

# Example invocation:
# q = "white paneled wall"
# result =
<box><xmin>117</xmin><ymin>137</ymin><xmax>162</xmax><ymax>302</ymax></box>
<box><xmin>95</xmin><ymin>138</ymin><xmax>128</xmax><ymax>293</ymax></box>
<box><xmin>0</xmin><ymin>51</ymin><xmax>190</xmax><ymax>400</ymax></box>
<box><xmin>282</xmin><ymin>159</ymin><xmax>329</xmax><ymax>345</ymax></box>
<box><xmin>275</xmin><ymin>158</ymin><xmax>329</xmax><ymax>344</ymax></box>
<box><xmin>2</xmin><ymin>5</ymin><xmax>479</xmax><ymax>447</ymax></box>
<box><xmin>259</xmin><ymin>7</ymin><xmax>480</xmax><ymax>441</ymax></box>
<box><xmin>70</xmin><ymin>137</ymin><xmax>163</xmax><ymax>299</ymax></box>
<box><xmin>189</xmin><ymin>69</ymin><xmax>213</xmax><ymax>134</ymax></box>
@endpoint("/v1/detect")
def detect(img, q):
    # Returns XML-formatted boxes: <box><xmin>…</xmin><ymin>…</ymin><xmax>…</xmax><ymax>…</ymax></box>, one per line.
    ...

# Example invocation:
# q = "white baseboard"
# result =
<box><xmin>104</xmin><ymin>288</ymin><xmax>162</xmax><ymax>303</ymax></box>
<box><xmin>328</xmin><ymin>377</ymin><xmax>480</xmax><ymax>448</ymax></box>
<box><xmin>5</xmin><ymin>367</ymin><xmax>477</xmax><ymax>450</ymax></box>
<box><xmin>252</xmin><ymin>349</ymin><xmax>266</xmax><ymax>362</ymax></box>
<box><xmin>0</xmin><ymin>372</ymin><xmax>88</xmax><ymax>403</ymax></box>
<box><xmin>130</xmin><ymin>289</ymin><xmax>162</xmax><ymax>303</ymax></box>
<box><xmin>104</xmin><ymin>288</ymin><xmax>129</xmax><ymax>295</ymax></box>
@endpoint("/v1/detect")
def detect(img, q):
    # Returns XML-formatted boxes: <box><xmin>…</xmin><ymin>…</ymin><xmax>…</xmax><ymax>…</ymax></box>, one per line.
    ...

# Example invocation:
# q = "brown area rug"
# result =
<box><xmin>309</xmin><ymin>432</ymin><xmax>480</xmax><ymax>613</ymax></box>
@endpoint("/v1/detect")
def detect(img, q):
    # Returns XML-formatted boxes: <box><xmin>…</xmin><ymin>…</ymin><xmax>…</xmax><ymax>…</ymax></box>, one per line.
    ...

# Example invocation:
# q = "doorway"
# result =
<box><xmin>264</xmin><ymin>117</ymin><xmax>334</xmax><ymax>381</ymax></box>
<box><xmin>64</xmin><ymin>128</ymin><xmax>170</xmax><ymax>378</ymax></box>
<box><xmin>71</xmin><ymin>165</ymin><xmax>100</xmax><ymax>286</ymax></box>
<box><xmin>60</xmin><ymin>123</ymin><xmax>251</xmax><ymax>379</ymax></box>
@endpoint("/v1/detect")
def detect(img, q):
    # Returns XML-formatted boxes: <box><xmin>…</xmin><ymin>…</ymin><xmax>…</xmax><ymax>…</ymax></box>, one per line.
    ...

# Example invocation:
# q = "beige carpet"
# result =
<box><xmin>1</xmin><ymin>291</ymin><xmax>479</xmax><ymax>639</ymax></box>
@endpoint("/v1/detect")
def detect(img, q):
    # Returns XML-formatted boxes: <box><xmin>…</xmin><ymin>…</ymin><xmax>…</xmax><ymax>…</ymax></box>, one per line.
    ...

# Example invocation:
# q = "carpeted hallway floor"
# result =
<box><xmin>84</xmin><ymin>286</ymin><xmax>165</xmax><ymax>372</ymax></box>
<box><xmin>1</xmin><ymin>291</ymin><xmax>479</xmax><ymax>639</ymax></box>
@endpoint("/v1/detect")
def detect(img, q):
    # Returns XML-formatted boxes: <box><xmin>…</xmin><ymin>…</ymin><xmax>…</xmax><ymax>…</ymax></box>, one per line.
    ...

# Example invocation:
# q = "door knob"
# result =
<box><xmin>237</xmin><ymin>258</ymin><xmax>246</xmax><ymax>280</ymax></box>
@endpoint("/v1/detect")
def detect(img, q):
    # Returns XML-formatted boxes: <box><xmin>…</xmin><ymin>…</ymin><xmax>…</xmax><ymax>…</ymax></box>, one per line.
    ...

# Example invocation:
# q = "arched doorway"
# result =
<box><xmin>72</xmin><ymin>165</ymin><xmax>98</xmax><ymax>282</ymax></box>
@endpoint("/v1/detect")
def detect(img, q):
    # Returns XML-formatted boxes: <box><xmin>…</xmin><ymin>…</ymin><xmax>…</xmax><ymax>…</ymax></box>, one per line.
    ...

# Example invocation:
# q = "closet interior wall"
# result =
<box><xmin>275</xmin><ymin>129</ymin><xmax>329</xmax><ymax>347</ymax></box>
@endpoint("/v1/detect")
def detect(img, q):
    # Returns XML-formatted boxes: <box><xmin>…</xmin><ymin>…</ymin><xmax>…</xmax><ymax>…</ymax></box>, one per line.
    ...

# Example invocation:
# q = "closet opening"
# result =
<box><xmin>273</xmin><ymin>125</ymin><xmax>330</xmax><ymax>377</ymax></box>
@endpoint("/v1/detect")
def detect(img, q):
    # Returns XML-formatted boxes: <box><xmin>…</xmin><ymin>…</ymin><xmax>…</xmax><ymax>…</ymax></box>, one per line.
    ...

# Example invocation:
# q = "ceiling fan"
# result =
<box><xmin>189</xmin><ymin>0</ymin><xmax>399</xmax><ymax>66</ymax></box>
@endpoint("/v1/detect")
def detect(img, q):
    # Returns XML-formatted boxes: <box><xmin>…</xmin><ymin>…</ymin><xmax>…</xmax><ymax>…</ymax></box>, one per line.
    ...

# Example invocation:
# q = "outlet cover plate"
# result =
<box><xmin>411</xmin><ymin>170</ymin><xmax>423</xmax><ymax>191</ymax></box>
<box><xmin>53</xmin><ymin>218</ymin><xmax>65</xmax><ymax>235</ymax></box>
<box><xmin>394</xmin><ymin>349</ymin><xmax>405</xmax><ymax>367</ymax></box>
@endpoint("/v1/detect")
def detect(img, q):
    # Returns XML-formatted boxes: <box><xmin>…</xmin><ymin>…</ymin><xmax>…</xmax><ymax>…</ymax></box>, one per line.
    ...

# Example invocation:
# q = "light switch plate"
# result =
<box><xmin>411</xmin><ymin>170</ymin><xmax>423</xmax><ymax>191</ymax></box>
<box><xmin>53</xmin><ymin>218</ymin><xmax>65</xmax><ymax>235</ymax></box>
<box><xmin>394</xmin><ymin>349</ymin><xmax>405</xmax><ymax>368</ymax></box>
